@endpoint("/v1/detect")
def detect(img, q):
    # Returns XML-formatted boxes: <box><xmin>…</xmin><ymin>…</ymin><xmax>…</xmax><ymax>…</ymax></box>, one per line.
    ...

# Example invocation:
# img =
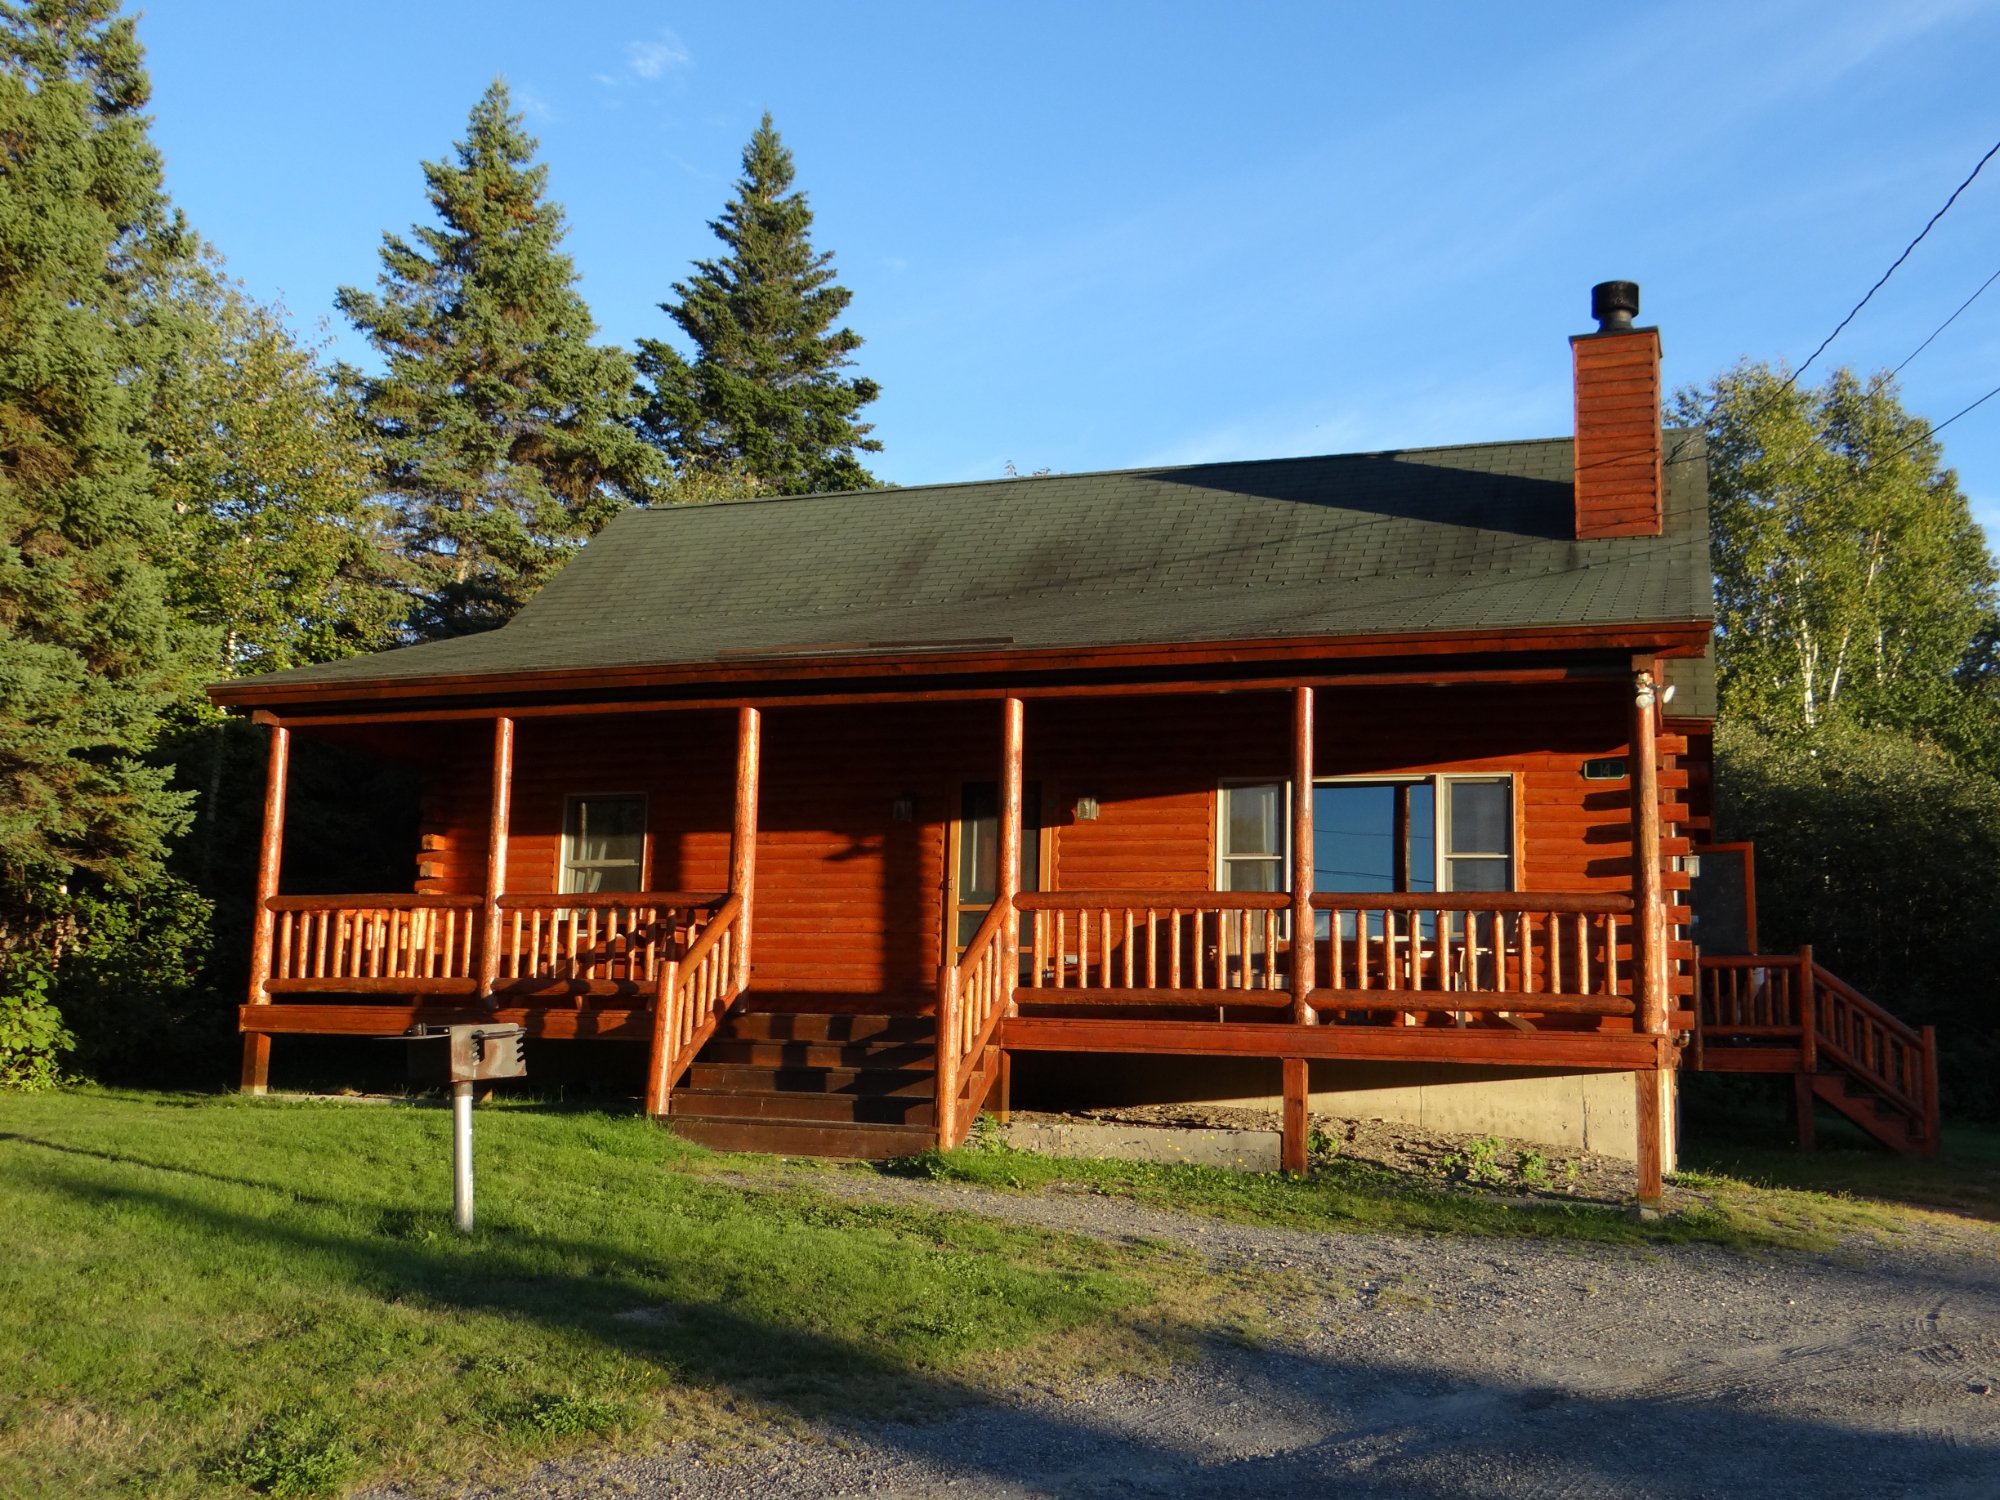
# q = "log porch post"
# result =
<box><xmin>1290</xmin><ymin>685</ymin><xmax>1316</xmax><ymax>1024</ymax></box>
<box><xmin>476</xmin><ymin>716</ymin><xmax>515</xmax><ymax>1008</ymax></box>
<box><xmin>240</xmin><ymin>720</ymin><xmax>290</xmax><ymax>1094</ymax></box>
<box><xmin>994</xmin><ymin>695</ymin><xmax>1026</xmax><ymax>1115</ymax></box>
<box><xmin>730</xmin><ymin>706</ymin><xmax>761</xmax><ymax>991</ymax></box>
<box><xmin>1630</xmin><ymin>670</ymin><xmax>1668</xmax><ymax>1206</ymax></box>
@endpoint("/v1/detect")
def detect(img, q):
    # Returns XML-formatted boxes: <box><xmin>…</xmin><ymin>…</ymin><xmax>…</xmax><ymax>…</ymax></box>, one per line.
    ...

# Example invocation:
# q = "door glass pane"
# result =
<box><xmin>958</xmin><ymin>783</ymin><xmax>998</xmax><ymax>907</ymax></box>
<box><xmin>1406</xmin><ymin>782</ymin><xmax>1437</xmax><ymax>892</ymax></box>
<box><xmin>1314</xmin><ymin>784</ymin><xmax>1395</xmax><ymax>892</ymax></box>
<box><xmin>1447</xmin><ymin>780</ymin><xmax>1510</xmax><ymax>856</ymax></box>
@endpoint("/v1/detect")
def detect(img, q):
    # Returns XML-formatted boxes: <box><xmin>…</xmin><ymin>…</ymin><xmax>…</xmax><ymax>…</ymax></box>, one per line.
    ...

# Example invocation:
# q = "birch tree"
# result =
<box><xmin>1675</xmin><ymin>363</ymin><xmax>1996</xmax><ymax>744</ymax></box>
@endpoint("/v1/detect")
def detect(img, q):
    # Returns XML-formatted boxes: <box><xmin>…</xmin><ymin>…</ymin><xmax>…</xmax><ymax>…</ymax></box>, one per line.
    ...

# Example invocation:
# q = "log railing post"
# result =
<box><xmin>477</xmin><ymin>716</ymin><xmax>515</xmax><ymax>1008</ymax></box>
<box><xmin>730</xmin><ymin>706</ymin><xmax>761</xmax><ymax>992</ymax></box>
<box><xmin>998</xmin><ymin>696</ymin><xmax>1025</xmax><ymax>1009</ymax></box>
<box><xmin>1797</xmin><ymin>945</ymin><xmax>1816</xmax><ymax>1073</ymax></box>
<box><xmin>240</xmin><ymin>720</ymin><xmax>290</xmax><ymax>1094</ymax></box>
<box><xmin>1290</xmin><ymin>686</ymin><xmax>1316</xmax><ymax>1024</ymax></box>
<box><xmin>934</xmin><ymin>961</ymin><xmax>960</xmax><ymax>1150</ymax></box>
<box><xmin>645</xmin><ymin>959</ymin><xmax>681</xmax><ymax>1119</ymax></box>
<box><xmin>1630</xmin><ymin>670</ymin><xmax>1665</xmax><ymax>1035</ymax></box>
<box><xmin>1631</xmin><ymin>670</ymin><xmax>1670</xmax><ymax>1208</ymax></box>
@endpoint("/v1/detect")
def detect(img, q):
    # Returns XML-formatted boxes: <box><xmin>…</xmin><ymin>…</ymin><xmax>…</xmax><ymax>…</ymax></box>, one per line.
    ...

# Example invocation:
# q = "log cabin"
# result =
<box><xmin>210</xmin><ymin>281</ymin><xmax>1941</xmax><ymax>1203</ymax></box>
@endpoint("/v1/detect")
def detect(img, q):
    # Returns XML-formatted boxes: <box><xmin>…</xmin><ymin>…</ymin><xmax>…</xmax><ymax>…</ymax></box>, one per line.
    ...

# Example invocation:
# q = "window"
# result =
<box><xmin>951</xmin><ymin>781</ymin><xmax>1042</xmax><ymax>955</ymax></box>
<box><xmin>1311</xmin><ymin>776</ymin><xmax>1511</xmax><ymax>894</ymax></box>
<box><xmin>1219</xmin><ymin>782</ymin><xmax>1285</xmax><ymax>891</ymax></box>
<box><xmin>561</xmin><ymin>795</ymin><xmax>646</xmax><ymax>894</ymax></box>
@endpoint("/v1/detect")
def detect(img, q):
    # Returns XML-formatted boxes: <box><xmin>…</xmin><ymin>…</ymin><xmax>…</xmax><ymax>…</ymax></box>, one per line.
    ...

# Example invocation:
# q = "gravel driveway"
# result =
<box><xmin>441</xmin><ymin>1172</ymin><xmax>2000</xmax><ymax>1500</ymax></box>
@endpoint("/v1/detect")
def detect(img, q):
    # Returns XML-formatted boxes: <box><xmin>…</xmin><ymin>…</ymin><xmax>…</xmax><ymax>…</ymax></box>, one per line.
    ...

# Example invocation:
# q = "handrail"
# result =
<box><xmin>647</xmin><ymin>892</ymin><xmax>745</xmax><ymax>1116</ymax></box>
<box><xmin>267</xmin><ymin>893</ymin><xmax>481</xmax><ymax>910</ymax></box>
<box><xmin>495</xmin><ymin>894</ymin><xmax>721</xmax><ymax>992</ymax></box>
<box><xmin>936</xmin><ymin>899</ymin><xmax>1010</xmax><ymax>1150</ymax></box>
<box><xmin>1309</xmin><ymin>891</ymin><xmax>1633</xmax><ymax>915</ymax></box>
<box><xmin>496</xmin><ymin>889</ymin><xmax>726</xmax><ymax>910</ymax></box>
<box><xmin>1019</xmin><ymin>890</ymin><xmax>1290</xmax><ymax>912</ymax></box>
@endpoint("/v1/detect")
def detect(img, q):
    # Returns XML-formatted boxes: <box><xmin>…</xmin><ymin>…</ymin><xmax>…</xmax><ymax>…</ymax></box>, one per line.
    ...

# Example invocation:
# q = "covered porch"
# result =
<box><xmin>236</xmin><ymin>658</ymin><xmax>1696</xmax><ymax>1200</ymax></box>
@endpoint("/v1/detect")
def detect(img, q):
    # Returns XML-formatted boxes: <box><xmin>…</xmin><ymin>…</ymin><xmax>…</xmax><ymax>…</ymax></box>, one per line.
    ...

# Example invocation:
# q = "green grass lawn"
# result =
<box><xmin>3</xmin><ymin>1088</ymin><xmax>1993</xmax><ymax>1499</ymax></box>
<box><xmin>0</xmin><ymin>1089</ymin><xmax>1181</xmax><ymax>1499</ymax></box>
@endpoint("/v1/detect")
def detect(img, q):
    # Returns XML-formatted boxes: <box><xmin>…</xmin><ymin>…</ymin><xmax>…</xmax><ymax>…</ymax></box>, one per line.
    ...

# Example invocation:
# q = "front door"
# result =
<box><xmin>948</xmin><ymin>780</ymin><xmax>1042</xmax><ymax>960</ymax></box>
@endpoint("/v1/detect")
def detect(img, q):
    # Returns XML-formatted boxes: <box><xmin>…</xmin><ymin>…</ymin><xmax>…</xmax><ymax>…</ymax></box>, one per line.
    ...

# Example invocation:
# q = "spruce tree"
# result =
<box><xmin>0</xmin><ymin>0</ymin><xmax>196</xmax><ymax>901</ymax></box>
<box><xmin>636</xmin><ymin>113</ymin><xmax>882</xmax><ymax>496</ymax></box>
<box><xmin>338</xmin><ymin>81</ymin><xmax>660</xmax><ymax>638</ymax></box>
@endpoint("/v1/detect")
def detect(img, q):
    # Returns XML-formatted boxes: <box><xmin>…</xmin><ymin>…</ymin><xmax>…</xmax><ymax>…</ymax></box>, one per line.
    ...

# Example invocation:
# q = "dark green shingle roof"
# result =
<box><xmin>228</xmin><ymin>434</ymin><xmax>1711</xmax><ymax>699</ymax></box>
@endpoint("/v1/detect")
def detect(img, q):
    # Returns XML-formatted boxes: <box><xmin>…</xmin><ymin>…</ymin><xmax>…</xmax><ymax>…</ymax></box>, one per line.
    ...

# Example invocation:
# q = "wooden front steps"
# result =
<box><xmin>667</xmin><ymin>1002</ymin><xmax>940</xmax><ymax>1159</ymax></box>
<box><xmin>1809</xmin><ymin>1071</ymin><xmax>1927</xmax><ymax>1155</ymax></box>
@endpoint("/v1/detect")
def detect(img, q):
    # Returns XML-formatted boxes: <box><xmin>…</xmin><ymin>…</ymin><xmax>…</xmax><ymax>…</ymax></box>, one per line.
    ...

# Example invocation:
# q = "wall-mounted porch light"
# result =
<box><xmin>1073</xmin><ymin>793</ymin><xmax>1101</xmax><ymax>821</ymax></box>
<box><xmin>889</xmin><ymin>794</ymin><xmax>916</xmax><ymax>823</ymax></box>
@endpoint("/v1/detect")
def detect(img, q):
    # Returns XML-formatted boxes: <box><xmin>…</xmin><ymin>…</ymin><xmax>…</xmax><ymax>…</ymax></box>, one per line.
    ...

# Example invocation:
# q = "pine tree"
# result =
<box><xmin>338</xmin><ymin>81</ymin><xmax>660</xmax><ymax>639</ymax></box>
<box><xmin>636</xmin><ymin>113</ymin><xmax>882</xmax><ymax>496</ymax></box>
<box><xmin>0</xmin><ymin>0</ymin><xmax>197</xmax><ymax>900</ymax></box>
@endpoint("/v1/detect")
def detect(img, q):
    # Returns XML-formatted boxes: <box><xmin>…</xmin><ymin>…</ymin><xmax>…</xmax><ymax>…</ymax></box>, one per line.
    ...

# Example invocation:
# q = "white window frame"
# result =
<box><xmin>560</xmin><ymin>792</ymin><xmax>650</xmax><ymax>895</ymax></box>
<box><xmin>1216</xmin><ymin>779</ymin><xmax>1290</xmax><ymax>893</ymax></box>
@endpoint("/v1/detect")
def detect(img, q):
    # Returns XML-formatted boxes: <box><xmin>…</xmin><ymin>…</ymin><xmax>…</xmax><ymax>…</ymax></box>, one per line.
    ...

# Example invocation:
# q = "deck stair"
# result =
<box><xmin>1695</xmin><ymin>950</ymin><xmax>1940</xmax><ymax>1157</ymax></box>
<box><xmin>666</xmin><ymin>999</ymin><xmax>943</xmax><ymax>1158</ymax></box>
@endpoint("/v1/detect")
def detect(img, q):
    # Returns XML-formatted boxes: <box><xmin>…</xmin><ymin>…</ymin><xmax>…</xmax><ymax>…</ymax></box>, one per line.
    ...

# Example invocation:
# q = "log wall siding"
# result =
<box><xmin>406</xmin><ymin>686</ymin><xmax>1661</xmax><ymax>999</ymax></box>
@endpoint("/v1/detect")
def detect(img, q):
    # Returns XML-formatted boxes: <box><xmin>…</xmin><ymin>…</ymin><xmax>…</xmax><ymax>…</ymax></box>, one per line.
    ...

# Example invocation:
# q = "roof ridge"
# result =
<box><xmin>631</xmin><ymin>434</ymin><xmax>1582</xmax><ymax>516</ymax></box>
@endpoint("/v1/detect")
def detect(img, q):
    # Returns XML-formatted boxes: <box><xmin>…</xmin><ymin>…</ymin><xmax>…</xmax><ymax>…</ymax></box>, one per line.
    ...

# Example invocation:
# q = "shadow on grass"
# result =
<box><xmin>10</xmin><ymin>1133</ymin><xmax>2000</xmax><ymax>1499</ymax></box>
<box><xmin>1682</xmin><ymin>1089</ymin><xmax>2000</xmax><ymax>1225</ymax></box>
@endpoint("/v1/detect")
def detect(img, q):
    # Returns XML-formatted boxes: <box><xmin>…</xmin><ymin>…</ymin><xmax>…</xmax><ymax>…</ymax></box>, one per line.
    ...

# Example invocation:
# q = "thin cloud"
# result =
<box><xmin>626</xmin><ymin>34</ymin><xmax>692</xmax><ymax>80</ymax></box>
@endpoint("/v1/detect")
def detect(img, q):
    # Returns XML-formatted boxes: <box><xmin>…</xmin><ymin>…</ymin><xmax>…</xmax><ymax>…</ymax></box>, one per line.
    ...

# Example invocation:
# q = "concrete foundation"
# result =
<box><xmin>1011</xmin><ymin>1053</ymin><xmax>1677</xmax><ymax>1168</ymax></box>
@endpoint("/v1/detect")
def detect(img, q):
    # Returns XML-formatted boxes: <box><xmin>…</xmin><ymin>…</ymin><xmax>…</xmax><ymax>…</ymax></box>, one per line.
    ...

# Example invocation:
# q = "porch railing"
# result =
<box><xmin>495</xmin><ymin>891</ymin><xmax>726</xmax><ymax>996</ymax></box>
<box><xmin>261</xmin><ymin>890</ymin><xmax>725</xmax><ymax>999</ymax></box>
<box><xmin>1017</xmin><ymin>890</ymin><xmax>1293</xmax><ymax>1004</ymax></box>
<box><xmin>268</xmin><ymin>894</ymin><xmax>483</xmax><ymax>994</ymax></box>
<box><xmin>647</xmin><ymin>892</ymin><xmax>745</xmax><ymax>1114</ymax></box>
<box><xmin>1309</xmin><ymin>892</ymin><xmax>1634</xmax><ymax>1017</ymax></box>
<box><xmin>936</xmin><ymin>899</ymin><xmax>1011</xmax><ymax>1149</ymax></box>
<box><xmin>1008</xmin><ymin>890</ymin><xmax>1634</xmax><ymax>1019</ymax></box>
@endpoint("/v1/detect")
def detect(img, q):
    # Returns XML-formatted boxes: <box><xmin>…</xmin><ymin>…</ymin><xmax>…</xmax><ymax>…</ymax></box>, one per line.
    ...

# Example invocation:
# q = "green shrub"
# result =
<box><xmin>0</xmin><ymin>957</ymin><xmax>71</xmax><ymax>1091</ymax></box>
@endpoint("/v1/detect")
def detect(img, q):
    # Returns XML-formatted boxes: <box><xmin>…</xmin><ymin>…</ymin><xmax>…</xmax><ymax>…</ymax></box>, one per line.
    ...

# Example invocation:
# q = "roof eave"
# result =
<box><xmin>209</xmin><ymin>618</ymin><xmax>1715</xmax><ymax>714</ymax></box>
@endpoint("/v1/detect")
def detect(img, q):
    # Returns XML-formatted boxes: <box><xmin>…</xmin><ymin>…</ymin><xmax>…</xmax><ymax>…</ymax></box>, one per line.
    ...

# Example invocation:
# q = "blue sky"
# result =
<box><xmin>139</xmin><ymin>2</ymin><xmax>2000</xmax><ymax>529</ymax></box>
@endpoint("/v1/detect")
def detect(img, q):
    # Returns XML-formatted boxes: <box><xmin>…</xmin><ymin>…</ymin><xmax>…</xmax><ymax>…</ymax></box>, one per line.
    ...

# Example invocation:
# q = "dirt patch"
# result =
<box><xmin>1012</xmin><ymin>1103</ymin><xmax>1653</xmax><ymax>1206</ymax></box>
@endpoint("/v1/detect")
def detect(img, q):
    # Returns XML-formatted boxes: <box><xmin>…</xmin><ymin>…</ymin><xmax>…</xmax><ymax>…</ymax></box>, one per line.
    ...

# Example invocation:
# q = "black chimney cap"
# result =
<box><xmin>1591</xmin><ymin>281</ymin><xmax>1641</xmax><ymax>332</ymax></box>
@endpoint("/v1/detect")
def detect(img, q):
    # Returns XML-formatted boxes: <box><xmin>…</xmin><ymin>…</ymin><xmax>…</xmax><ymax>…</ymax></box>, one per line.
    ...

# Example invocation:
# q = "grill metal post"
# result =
<box><xmin>452</xmin><ymin>1080</ymin><xmax>475</xmax><ymax>1231</ymax></box>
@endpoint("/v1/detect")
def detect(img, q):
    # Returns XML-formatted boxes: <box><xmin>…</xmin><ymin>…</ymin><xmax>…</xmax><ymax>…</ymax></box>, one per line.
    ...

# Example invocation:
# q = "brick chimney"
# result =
<box><xmin>1571</xmin><ymin>280</ymin><xmax>1662</xmax><ymax>538</ymax></box>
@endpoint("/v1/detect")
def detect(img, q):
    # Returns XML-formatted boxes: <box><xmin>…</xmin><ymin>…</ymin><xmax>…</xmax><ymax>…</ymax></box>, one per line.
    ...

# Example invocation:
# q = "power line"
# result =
<box><xmin>1785</xmin><ymin>134</ymin><xmax>2000</xmax><ymax>390</ymax></box>
<box><xmin>1876</xmin><ymin>380</ymin><xmax>2000</xmax><ymax>468</ymax></box>
<box><xmin>1891</xmin><ymin>263</ymin><xmax>2000</xmax><ymax>377</ymax></box>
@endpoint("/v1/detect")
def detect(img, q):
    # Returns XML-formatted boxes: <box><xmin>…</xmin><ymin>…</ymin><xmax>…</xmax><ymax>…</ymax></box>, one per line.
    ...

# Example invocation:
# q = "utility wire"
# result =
<box><xmin>1891</xmin><ymin>263</ymin><xmax>2000</xmax><ymax>376</ymax></box>
<box><xmin>1783</xmin><ymin>134</ymin><xmax>2000</xmax><ymax>390</ymax></box>
<box><xmin>1875</xmin><ymin>380</ymin><xmax>2000</xmax><ymax>468</ymax></box>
